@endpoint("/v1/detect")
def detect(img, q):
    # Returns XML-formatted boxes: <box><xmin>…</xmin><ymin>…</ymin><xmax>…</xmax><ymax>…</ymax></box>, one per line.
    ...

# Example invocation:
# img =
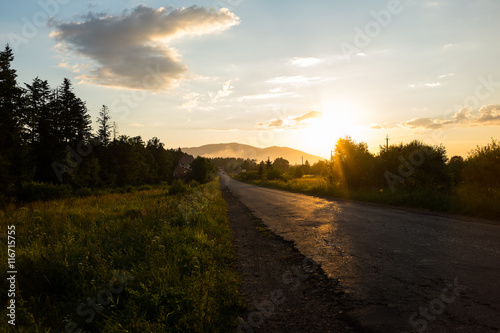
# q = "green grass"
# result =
<box><xmin>0</xmin><ymin>180</ymin><xmax>243</xmax><ymax>332</ymax></box>
<box><xmin>239</xmin><ymin>176</ymin><xmax>500</xmax><ymax>221</ymax></box>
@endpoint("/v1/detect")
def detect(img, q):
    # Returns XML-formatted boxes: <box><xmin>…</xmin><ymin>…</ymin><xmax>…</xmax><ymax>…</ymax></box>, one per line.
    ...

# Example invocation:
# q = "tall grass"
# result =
<box><xmin>0</xmin><ymin>180</ymin><xmax>243</xmax><ymax>332</ymax></box>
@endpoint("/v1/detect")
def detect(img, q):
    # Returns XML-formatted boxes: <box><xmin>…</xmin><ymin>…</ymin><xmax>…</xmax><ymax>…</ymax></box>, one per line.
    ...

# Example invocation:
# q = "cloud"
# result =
<box><xmin>453</xmin><ymin>107</ymin><xmax>472</xmax><ymax>123</ymax></box>
<box><xmin>400</xmin><ymin>117</ymin><xmax>450</xmax><ymax>130</ymax></box>
<box><xmin>266</xmin><ymin>75</ymin><xmax>329</xmax><ymax>86</ymax></box>
<box><xmin>258</xmin><ymin>110</ymin><xmax>322</xmax><ymax>130</ymax></box>
<box><xmin>290</xmin><ymin>57</ymin><xmax>323</xmax><ymax>67</ymax></box>
<box><xmin>477</xmin><ymin>104</ymin><xmax>500</xmax><ymax>124</ymax></box>
<box><xmin>424</xmin><ymin>82</ymin><xmax>442</xmax><ymax>88</ymax></box>
<box><xmin>294</xmin><ymin>110</ymin><xmax>322</xmax><ymax>123</ymax></box>
<box><xmin>209</xmin><ymin>80</ymin><xmax>234</xmax><ymax>102</ymax></box>
<box><xmin>50</xmin><ymin>5</ymin><xmax>240</xmax><ymax>90</ymax></box>
<box><xmin>257</xmin><ymin>119</ymin><xmax>284</xmax><ymax>128</ymax></box>
<box><xmin>181</xmin><ymin>80</ymin><xmax>235</xmax><ymax>111</ymax></box>
<box><xmin>239</xmin><ymin>92</ymin><xmax>295</xmax><ymax>101</ymax></box>
<box><xmin>397</xmin><ymin>105</ymin><xmax>500</xmax><ymax>130</ymax></box>
<box><xmin>438</xmin><ymin>73</ymin><xmax>455</xmax><ymax>78</ymax></box>
<box><xmin>130</xmin><ymin>123</ymin><xmax>145</xmax><ymax>127</ymax></box>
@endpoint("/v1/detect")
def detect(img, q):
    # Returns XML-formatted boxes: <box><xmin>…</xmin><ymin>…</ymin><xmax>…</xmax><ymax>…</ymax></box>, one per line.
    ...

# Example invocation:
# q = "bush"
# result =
<box><xmin>238</xmin><ymin>171</ymin><xmax>260</xmax><ymax>181</ymax></box>
<box><xmin>18</xmin><ymin>182</ymin><xmax>72</xmax><ymax>202</ymax></box>
<box><xmin>74</xmin><ymin>187</ymin><xmax>93</xmax><ymax>197</ymax></box>
<box><xmin>266</xmin><ymin>169</ymin><xmax>285</xmax><ymax>181</ymax></box>
<box><xmin>169</xmin><ymin>179</ymin><xmax>187</xmax><ymax>195</ymax></box>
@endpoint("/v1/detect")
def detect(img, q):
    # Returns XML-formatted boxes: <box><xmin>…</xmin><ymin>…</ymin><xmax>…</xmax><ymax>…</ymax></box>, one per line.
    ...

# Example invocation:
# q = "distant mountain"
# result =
<box><xmin>181</xmin><ymin>143</ymin><xmax>325</xmax><ymax>165</ymax></box>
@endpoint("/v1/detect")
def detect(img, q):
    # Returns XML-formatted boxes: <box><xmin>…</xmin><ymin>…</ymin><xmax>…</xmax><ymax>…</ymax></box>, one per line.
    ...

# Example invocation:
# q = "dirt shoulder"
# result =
<box><xmin>222</xmin><ymin>187</ymin><xmax>366</xmax><ymax>332</ymax></box>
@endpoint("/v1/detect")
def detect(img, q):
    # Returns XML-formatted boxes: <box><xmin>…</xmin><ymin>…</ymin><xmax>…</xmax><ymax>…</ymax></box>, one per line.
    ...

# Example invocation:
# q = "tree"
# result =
<box><xmin>0</xmin><ymin>44</ymin><xmax>26</xmax><ymax>193</ymax></box>
<box><xmin>34</xmin><ymin>83</ymin><xmax>66</xmax><ymax>183</ymax></box>
<box><xmin>302</xmin><ymin>160</ymin><xmax>311</xmax><ymax>175</ymax></box>
<box><xmin>448</xmin><ymin>155</ymin><xmax>464</xmax><ymax>187</ymax></box>
<box><xmin>97</xmin><ymin>105</ymin><xmax>112</xmax><ymax>146</ymax></box>
<box><xmin>188</xmin><ymin>156</ymin><xmax>216</xmax><ymax>184</ymax></box>
<box><xmin>462</xmin><ymin>139</ymin><xmax>500</xmax><ymax>188</ymax></box>
<box><xmin>311</xmin><ymin>160</ymin><xmax>328</xmax><ymax>175</ymax></box>
<box><xmin>147</xmin><ymin>137</ymin><xmax>173</xmax><ymax>183</ymax></box>
<box><xmin>273</xmin><ymin>157</ymin><xmax>290</xmax><ymax>172</ymax></box>
<box><xmin>23</xmin><ymin>77</ymin><xmax>51</xmax><ymax>145</ymax></box>
<box><xmin>380</xmin><ymin>140</ymin><xmax>449</xmax><ymax>191</ymax></box>
<box><xmin>265</xmin><ymin>157</ymin><xmax>272</xmax><ymax>169</ymax></box>
<box><xmin>258</xmin><ymin>162</ymin><xmax>264</xmax><ymax>180</ymax></box>
<box><xmin>56</xmin><ymin>78</ymin><xmax>91</xmax><ymax>145</ymax></box>
<box><xmin>331</xmin><ymin>136</ymin><xmax>378</xmax><ymax>189</ymax></box>
<box><xmin>292</xmin><ymin>166</ymin><xmax>303</xmax><ymax>178</ymax></box>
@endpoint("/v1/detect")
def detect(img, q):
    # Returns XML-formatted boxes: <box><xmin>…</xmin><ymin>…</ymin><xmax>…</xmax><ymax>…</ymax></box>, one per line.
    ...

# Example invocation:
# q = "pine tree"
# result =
<box><xmin>0</xmin><ymin>44</ymin><xmax>26</xmax><ymax>193</ymax></box>
<box><xmin>56</xmin><ymin>78</ymin><xmax>91</xmax><ymax>145</ymax></box>
<box><xmin>34</xmin><ymin>86</ymin><xmax>66</xmax><ymax>183</ymax></box>
<box><xmin>97</xmin><ymin>105</ymin><xmax>112</xmax><ymax>146</ymax></box>
<box><xmin>24</xmin><ymin>77</ymin><xmax>51</xmax><ymax>145</ymax></box>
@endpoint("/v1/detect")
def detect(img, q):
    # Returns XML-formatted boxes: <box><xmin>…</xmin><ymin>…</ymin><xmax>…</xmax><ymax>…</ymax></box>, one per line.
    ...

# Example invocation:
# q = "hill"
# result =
<box><xmin>181</xmin><ymin>143</ymin><xmax>325</xmax><ymax>165</ymax></box>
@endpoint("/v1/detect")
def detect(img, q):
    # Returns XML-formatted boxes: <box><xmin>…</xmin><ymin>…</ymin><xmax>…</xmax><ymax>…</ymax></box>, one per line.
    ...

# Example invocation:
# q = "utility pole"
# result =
<box><xmin>386</xmin><ymin>134</ymin><xmax>389</xmax><ymax>151</ymax></box>
<box><xmin>302</xmin><ymin>156</ymin><xmax>304</xmax><ymax>165</ymax></box>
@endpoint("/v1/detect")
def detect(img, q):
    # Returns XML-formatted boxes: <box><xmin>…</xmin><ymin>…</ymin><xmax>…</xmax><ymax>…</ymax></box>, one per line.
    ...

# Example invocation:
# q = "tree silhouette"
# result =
<box><xmin>0</xmin><ymin>44</ymin><xmax>26</xmax><ymax>193</ymax></box>
<box><xmin>56</xmin><ymin>78</ymin><xmax>91</xmax><ymax>145</ymax></box>
<box><xmin>97</xmin><ymin>105</ymin><xmax>112</xmax><ymax>146</ymax></box>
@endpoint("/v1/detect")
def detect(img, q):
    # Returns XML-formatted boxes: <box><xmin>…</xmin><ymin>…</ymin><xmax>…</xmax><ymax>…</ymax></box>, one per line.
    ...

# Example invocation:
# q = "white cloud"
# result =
<box><xmin>130</xmin><ymin>123</ymin><xmax>145</xmax><ymax>127</ymax></box>
<box><xmin>266</xmin><ymin>75</ymin><xmax>333</xmax><ymax>87</ymax></box>
<box><xmin>424</xmin><ymin>82</ymin><xmax>442</xmax><ymax>87</ymax></box>
<box><xmin>438</xmin><ymin>73</ymin><xmax>455</xmax><ymax>78</ymax></box>
<box><xmin>50</xmin><ymin>5</ymin><xmax>240</xmax><ymax>90</ymax></box>
<box><xmin>290</xmin><ymin>57</ymin><xmax>323</xmax><ymax>67</ymax></box>
<box><xmin>209</xmin><ymin>80</ymin><xmax>234</xmax><ymax>102</ymax></box>
<box><xmin>239</xmin><ymin>92</ymin><xmax>295</xmax><ymax>101</ymax></box>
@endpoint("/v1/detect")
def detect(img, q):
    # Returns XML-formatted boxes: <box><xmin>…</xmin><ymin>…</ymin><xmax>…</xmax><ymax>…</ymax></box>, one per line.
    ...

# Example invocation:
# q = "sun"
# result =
<box><xmin>298</xmin><ymin>103</ymin><xmax>364</xmax><ymax>157</ymax></box>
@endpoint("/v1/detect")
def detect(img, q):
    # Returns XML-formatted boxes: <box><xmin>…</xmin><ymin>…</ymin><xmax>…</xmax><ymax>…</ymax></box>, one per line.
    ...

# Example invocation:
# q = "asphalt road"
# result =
<box><xmin>220</xmin><ymin>174</ymin><xmax>500</xmax><ymax>333</ymax></box>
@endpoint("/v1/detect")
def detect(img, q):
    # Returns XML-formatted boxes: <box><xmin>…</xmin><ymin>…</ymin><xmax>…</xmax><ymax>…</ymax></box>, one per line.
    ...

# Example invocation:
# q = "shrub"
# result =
<box><xmin>169</xmin><ymin>179</ymin><xmax>187</xmax><ymax>195</ymax></box>
<box><xmin>18</xmin><ymin>182</ymin><xmax>72</xmax><ymax>202</ymax></box>
<box><xmin>238</xmin><ymin>171</ymin><xmax>260</xmax><ymax>181</ymax></box>
<box><xmin>266</xmin><ymin>169</ymin><xmax>285</xmax><ymax>181</ymax></box>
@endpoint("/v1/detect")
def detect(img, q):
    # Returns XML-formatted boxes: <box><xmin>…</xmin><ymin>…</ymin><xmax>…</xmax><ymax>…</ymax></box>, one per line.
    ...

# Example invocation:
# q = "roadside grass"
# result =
<box><xmin>240</xmin><ymin>176</ymin><xmax>500</xmax><ymax>221</ymax></box>
<box><xmin>0</xmin><ymin>180</ymin><xmax>243</xmax><ymax>332</ymax></box>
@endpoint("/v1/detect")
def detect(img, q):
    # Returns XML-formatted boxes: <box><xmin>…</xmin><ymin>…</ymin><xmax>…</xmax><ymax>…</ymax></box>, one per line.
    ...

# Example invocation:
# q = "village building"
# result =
<box><xmin>173</xmin><ymin>154</ymin><xmax>194</xmax><ymax>179</ymax></box>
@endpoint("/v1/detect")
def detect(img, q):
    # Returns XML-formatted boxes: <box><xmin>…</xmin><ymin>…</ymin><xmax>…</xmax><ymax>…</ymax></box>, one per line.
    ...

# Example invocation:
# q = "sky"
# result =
<box><xmin>1</xmin><ymin>0</ymin><xmax>499</xmax><ymax>159</ymax></box>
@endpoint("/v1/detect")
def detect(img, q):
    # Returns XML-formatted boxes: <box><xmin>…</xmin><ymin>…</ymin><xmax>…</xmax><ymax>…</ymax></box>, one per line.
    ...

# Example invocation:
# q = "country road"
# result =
<box><xmin>220</xmin><ymin>174</ymin><xmax>500</xmax><ymax>333</ymax></box>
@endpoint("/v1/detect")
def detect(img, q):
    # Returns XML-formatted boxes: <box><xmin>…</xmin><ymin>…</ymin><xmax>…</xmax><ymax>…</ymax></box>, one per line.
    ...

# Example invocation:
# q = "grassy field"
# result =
<box><xmin>0</xmin><ymin>180</ymin><xmax>243</xmax><ymax>332</ymax></box>
<box><xmin>241</xmin><ymin>175</ymin><xmax>500</xmax><ymax>221</ymax></box>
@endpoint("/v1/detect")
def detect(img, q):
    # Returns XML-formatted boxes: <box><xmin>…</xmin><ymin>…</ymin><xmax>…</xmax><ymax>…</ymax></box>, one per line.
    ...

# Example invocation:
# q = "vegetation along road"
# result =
<box><xmin>221</xmin><ymin>173</ymin><xmax>500</xmax><ymax>333</ymax></box>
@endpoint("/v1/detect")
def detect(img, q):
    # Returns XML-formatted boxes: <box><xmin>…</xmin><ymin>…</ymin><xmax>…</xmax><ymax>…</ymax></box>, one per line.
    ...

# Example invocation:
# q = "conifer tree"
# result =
<box><xmin>0</xmin><ymin>44</ymin><xmax>26</xmax><ymax>193</ymax></box>
<box><xmin>97</xmin><ymin>105</ymin><xmax>112</xmax><ymax>146</ymax></box>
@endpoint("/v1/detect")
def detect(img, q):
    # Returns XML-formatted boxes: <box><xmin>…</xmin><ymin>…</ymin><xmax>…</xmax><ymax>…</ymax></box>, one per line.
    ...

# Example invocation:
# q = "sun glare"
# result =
<box><xmin>299</xmin><ymin>103</ymin><xmax>364</xmax><ymax>157</ymax></box>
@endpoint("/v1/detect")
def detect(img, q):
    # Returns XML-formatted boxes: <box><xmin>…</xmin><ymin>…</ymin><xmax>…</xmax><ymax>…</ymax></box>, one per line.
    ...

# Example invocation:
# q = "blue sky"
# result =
<box><xmin>1</xmin><ymin>0</ymin><xmax>499</xmax><ymax>158</ymax></box>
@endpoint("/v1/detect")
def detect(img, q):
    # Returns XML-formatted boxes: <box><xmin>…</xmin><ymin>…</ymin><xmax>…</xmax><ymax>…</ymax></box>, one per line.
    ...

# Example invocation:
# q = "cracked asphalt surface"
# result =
<box><xmin>221</xmin><ymin>174</ymin><xmax>500</xmax><ymax>333</ymax></box>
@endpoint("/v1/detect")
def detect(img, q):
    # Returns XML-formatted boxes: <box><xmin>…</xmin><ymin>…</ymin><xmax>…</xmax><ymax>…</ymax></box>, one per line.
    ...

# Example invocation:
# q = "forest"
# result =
<box><xmin>0</xmin><ymin>45</ymin><xmax>216</xmax><ymax>205</ymax></box>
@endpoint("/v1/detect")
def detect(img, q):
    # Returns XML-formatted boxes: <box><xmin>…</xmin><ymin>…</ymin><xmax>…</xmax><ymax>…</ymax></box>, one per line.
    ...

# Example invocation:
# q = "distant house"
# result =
<box><xmin>173</xmin><ymin>154</ymin><xmax>195</xmax><ymax>179</ymax></box>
